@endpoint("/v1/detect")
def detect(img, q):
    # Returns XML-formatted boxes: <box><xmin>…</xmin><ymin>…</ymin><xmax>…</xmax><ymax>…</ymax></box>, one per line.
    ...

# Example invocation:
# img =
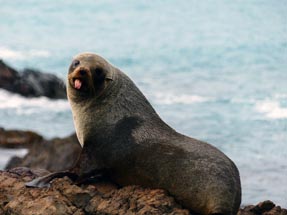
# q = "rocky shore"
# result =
<box><xmin>0</xmin><ymin>128</ymin><xmax>286</xmax><ymax>215</ymax></box>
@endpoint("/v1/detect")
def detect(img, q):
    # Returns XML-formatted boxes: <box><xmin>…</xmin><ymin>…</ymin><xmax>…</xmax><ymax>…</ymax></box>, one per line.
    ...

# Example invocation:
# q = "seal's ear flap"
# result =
<box><xmin>105</xmin><ymin>66</ymin><xmax>114</xmax><ymax>81</ymax></box>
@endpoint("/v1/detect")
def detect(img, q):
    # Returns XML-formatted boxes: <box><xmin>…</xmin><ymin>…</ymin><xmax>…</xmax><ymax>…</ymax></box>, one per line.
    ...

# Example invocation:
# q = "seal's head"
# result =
<box><xmin>67</xmin><ymin>53</ymin><xmax>114</xmax><ymax>101</ymax></box>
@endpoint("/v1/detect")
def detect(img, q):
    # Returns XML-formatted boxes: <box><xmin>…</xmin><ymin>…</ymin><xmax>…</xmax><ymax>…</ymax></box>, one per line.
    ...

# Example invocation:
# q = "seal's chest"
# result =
<box><xmin>72</xmin><ymin>107</ymin><xmax>93</xmax><ymax>147</ymax></box>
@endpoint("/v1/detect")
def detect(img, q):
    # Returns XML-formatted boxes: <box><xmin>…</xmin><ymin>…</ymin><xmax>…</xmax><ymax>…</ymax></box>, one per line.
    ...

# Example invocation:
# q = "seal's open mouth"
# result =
<box><xmin>73</xmin><ymin>78</ymin><xmax>82</xmax><ymax>90</ymax></box>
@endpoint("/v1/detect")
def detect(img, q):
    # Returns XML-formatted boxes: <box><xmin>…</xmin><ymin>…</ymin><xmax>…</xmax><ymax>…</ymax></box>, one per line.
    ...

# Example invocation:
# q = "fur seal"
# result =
<box><xmin>27</xmin><ymin>53</ymin><xmax>241</xmax><ymax>215</ymax></box>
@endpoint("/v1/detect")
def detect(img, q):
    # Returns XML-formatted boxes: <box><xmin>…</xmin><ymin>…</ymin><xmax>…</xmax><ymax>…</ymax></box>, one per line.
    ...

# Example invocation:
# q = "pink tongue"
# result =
<box><xmin>74</xmin><ymin>79</ymin><xmax>82</xmax><ymax>89</ymax></box>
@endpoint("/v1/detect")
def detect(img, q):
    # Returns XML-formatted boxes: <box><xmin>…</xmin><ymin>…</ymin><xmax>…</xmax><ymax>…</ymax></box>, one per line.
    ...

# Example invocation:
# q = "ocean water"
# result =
<box><xmin>0</xmin><ymin>0</ymin><xmax>286</xmax><ymax>207</ymax></box>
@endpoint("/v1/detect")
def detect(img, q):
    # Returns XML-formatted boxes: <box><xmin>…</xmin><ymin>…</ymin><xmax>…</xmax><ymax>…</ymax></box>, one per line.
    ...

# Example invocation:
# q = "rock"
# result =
<box><xmin>0</xmin><ymin>60</ymin><xmax>66</xmax><ymax>99</ymax></box>
<box><xmin>0</xmin><ymin>127</ymin><xmax>43</xmax><ymax>148</ymax></box>
<box><xmin>238</xmin><ymin>201</ymin><xmax>287</xmax><ymax>215</ymax></box>
<box><xmin>0</xmin><ymin>167</ymin><xmax>190</xmax><ymax>215</ymax></box>
<box><xmin>0</xmin><ymin>60</ymin><xmax>19</xmax><ymax>91</ymax></box>
<box><xmin>5</xmin><ymin>133</ymin><xmax>81</xmax><ymax>172</ymax></box>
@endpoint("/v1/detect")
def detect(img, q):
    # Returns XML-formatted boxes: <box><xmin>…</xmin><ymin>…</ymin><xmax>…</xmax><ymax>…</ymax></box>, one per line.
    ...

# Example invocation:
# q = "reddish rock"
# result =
<box><xmin>0</xmin><ymin>167</ymin><xmax>190</xmax><ymax>215</ymax></box>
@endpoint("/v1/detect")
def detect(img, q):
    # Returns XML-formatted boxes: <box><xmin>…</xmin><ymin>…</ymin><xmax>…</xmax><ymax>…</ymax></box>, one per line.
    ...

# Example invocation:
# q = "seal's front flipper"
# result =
<box><xmin>26</xmin><ymin>171</ymin><xmax>78</xmax><ymax>188</ymax></box>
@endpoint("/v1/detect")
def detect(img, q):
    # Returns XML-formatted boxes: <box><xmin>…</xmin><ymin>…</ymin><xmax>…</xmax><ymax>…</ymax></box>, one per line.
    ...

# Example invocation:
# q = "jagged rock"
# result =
<box><xmin>237</xmin><ymin>201</ymin><xmax>287</xmax><ymax>215</ymax></box>
<box><xmin>0</xmin><ymin>60</ymin><xmax>19</xmax><ymax>91</ymax></box>
<box><xmin>0</xmin><ymin>60</ymin><xmax>66</xmax><ymax>99</ymax></box>
<box><xmin>0</xmin><ymin>167</ymin><xmax>190</xmax><ymax>215</ymax></box>
<box><xmin>5</xmin><ymin>133</ymin><xmax>81</xmax><ymax>172</ymax></box>
<box><xmin>0</xmin><ymin>127</ymin><xmax>43</xmax><ymax>148</ymax></box>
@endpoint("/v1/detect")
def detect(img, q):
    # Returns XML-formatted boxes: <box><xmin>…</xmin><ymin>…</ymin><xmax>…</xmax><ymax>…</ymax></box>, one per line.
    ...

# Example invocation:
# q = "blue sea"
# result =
<box><xmin>0</xmin><ymin>0</ymin><xmax>286</xmax><ymax>207</ymax></box>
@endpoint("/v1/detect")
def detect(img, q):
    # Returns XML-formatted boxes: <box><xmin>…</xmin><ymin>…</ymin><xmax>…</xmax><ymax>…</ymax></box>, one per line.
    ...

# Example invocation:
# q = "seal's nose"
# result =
<box><xmin>79</xmin><ymin>69</ymin><xmax>86</xmax><ymax>76</ymax></box>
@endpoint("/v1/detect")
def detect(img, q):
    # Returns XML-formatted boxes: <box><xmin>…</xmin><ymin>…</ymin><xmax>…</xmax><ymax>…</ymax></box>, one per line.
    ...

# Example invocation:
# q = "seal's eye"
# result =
<box><xmin>93</xmin><ymin>67</ymin><xmax>105</xmax><ymax>84</ymax></box>
<box><xmin>72</xmin><ymin>59</ymin><xmax>80</xmax><ymax>68</ymax></box>
<box><xmin>95</xmin><ymin>67</ymin><xmax>104</xmax><ymax>76</ymax></box>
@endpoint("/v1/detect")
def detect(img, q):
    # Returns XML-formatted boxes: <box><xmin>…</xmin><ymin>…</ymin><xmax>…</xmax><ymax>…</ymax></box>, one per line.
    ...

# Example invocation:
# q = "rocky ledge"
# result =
<box><xmin>0</xmin><ymin>167</ymin><xmax>189</xmax><ymax>215</ymax></box>
<box><xmin>0</xmin><ymin>60</ymin><xmax>66</xmax><ymax>99</ymax></box>
<box><xmin>0</xmin><ymin>128</ymin><xmax>287</xmax><ymax>215</ymax></box>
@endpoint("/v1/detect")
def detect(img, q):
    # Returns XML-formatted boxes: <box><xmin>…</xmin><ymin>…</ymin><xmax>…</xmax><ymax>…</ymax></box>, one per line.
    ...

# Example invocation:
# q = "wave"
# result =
<box><xmin>151</xmin><ymin>92</ymin><xmax>209</xmax><ymax>105</ymax></box>
<box><xmin>0</xmin><ymin>89</ymin><xmax>69</xmax><ymax>115</ymax></box>
<box><xmin>0</xmin><ymin>89</ymin><xmax>208</xmax><ymax>114</ymax></box>
<box><xmin>0</xmin><ymin>46</ymin><xmax>50</xmax><ymax>60</ymax></box>
<box><xmin>255</xmin><ymin>97</ymin><xmax>287</xmax><ymax>119</ymax></box>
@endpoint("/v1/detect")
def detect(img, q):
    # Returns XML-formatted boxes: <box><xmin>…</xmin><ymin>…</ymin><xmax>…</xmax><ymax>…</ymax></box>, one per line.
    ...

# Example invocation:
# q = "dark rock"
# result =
<box><xmin>0</xmin><ymin>168</ymin><xmax>190</xmax><ymax>215</ymax></box>
<box><xmin>5</xmin><ymin>133</ymin><xmax>81</xmax><ymax>172</ymax></box>
<box><xmin>0</xmin><ymin>60</ymin><xmax>66</xmax><ymax>99</ymax></box>
<box><xmin>0</xmin><ymin>60</ymin><xmax>19</xmax><ymax>91</ymax></box>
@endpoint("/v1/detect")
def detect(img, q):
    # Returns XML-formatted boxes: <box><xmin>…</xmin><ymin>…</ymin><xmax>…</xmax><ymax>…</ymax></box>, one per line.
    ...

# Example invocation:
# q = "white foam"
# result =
<box><xmin>152</xmin><ymin>92</ymin><xmax>209</xmax><ymax>105</ymax></box>
<box><xmin>0</xmin><ymin>89</ymin><xmax>69</xmax><ymax>114</ymax></box>
<box><xmin>0</xmin><ymin>46</ymin><xmax>50</xmax><ymax>60</ymax></box>
<box><xmin>255</xmin><ymin>99</ymin><xmax>287</xmax><ymax>119</ymax></box>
